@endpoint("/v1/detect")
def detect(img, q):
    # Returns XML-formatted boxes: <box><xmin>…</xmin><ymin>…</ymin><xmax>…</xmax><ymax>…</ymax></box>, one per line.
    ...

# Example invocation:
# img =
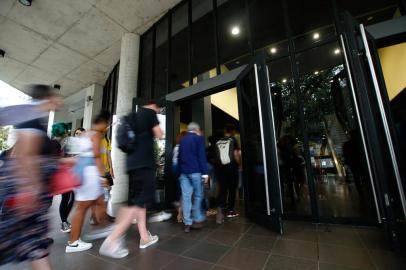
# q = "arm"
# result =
<box><xmin>91</xmin><ymin>132</ymin><xmax>108</xmax><ymax>186</ymax></box>
<box><xmin>153</xmin><ymin>125</ymin><xmax>164</xmax><ymax>140</ymax></box>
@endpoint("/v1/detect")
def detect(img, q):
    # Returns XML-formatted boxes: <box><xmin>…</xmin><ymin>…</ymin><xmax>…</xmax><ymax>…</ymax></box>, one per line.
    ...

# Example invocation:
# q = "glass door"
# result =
<box><xmin>339</xmin><ymin>11</ymin><xmax>406</xmax><ymax>249</ymax></box>
<box><xmin>236</xmin><ymin>57</ymin><xmax>283</xmax><ymax>234</ymax></box>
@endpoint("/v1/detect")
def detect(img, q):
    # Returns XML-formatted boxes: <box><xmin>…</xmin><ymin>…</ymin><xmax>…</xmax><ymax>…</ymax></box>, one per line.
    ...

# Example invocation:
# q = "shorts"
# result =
<box><xmin>128</xmin><ymin>168</ymin><xmax>156</xmax><ymax>208</ymax></box>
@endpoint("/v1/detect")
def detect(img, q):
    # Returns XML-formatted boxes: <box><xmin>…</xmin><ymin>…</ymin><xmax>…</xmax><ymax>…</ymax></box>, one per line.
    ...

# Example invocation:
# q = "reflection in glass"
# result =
<box><xmin>191</xmin><ymin>0</ymin><xmax>217</xmax><ymax>83</ymax></box>
<box><xmin>139</xmin><ymin>31</ymin><xmax>153</xmax><ymax>99</ymax></box>
<box><xmin>268</xmin><ymin>58</ymin><xmax>311</xmax><ymax>216</ymax></box>
<box><xmin>154</xmin><ymin>17</ymin><xmax>169</xmax><ymax>98</ymax></box>
<box><xmin>170</xmin><ymin>3</ymin><xmax>189</xmax><ymax>92</ymax></box>
<box><xmin>297</xmin><ymin>42</ymin><xmax>376</xmax><ymax>221</ymax></box>
<box><xmin>217</xmin><ymin>0</ymin><xmax>250</xmax><ymax>73</ymax></box>
<box><xmin>239</xmin><ymin>68</ymin><xmax>268</xmax><ymax>213</ymax></box>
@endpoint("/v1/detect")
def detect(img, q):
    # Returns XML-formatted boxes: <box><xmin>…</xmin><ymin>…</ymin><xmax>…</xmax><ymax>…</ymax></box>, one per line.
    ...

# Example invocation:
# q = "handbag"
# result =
<box><xmin>50</xmin><ymin>163</ymin><xmax>80</xmax><ymax>195</ymax></box>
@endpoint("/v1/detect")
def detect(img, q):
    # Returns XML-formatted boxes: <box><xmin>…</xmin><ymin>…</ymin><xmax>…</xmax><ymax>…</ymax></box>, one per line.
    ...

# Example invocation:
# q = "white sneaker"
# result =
<box><xmin>148</xmin><ymin>211</ymin><xmax>172</xmax><ymax>223</ymax></box>
<box><xmin>139</xmin><ymin>231</ymin><xmax>159</xmax><ymax>249</ymax></box>
<box><xmin>99</xmin><ymin>238</ymin><xmax>129</xmax><ymax>259</ymax></box>
<box><xmin>84</xmin><ymin>224</ymin><xmax>116</xmax><ymax>241</ymax></box>
<box><xmin>66</xmin><ymin>239</ymin><xmax>93</xmax><ymax>253</ymax></box>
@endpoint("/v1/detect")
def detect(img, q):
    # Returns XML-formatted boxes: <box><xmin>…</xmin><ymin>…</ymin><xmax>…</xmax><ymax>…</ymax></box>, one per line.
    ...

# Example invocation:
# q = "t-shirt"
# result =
<box><xmin>100</xmin><ymin>137</ymin><xmax>111</xmax><ymax>173</ymax></box>
<box><xmin>126</xmin><ymin>107</ymin><xmax>159</xmax><ymax>171</ymax></box>
<box><xmin>216</xmin><ymin>136</ymin><xmax>239</xmax><ymax>165</ymax></box>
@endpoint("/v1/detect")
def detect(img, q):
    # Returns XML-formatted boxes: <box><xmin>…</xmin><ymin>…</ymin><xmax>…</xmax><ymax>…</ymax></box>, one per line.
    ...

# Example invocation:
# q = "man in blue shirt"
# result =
<box><xmin>178</xmin><ymin>122</ymin><xmax>208</xmax><ymax>233</ymax></box>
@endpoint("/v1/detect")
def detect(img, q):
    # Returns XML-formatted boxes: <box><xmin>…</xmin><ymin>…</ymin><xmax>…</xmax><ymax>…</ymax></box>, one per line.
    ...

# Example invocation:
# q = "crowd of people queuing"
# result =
<box><xmin>0</xmin><ymin>84</ymin><xmax>242</xmax><ymax>269</ymax></box>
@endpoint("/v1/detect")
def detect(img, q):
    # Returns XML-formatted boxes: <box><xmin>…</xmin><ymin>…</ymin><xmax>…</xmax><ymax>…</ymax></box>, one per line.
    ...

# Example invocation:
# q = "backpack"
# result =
<box><xmin>116</xmin><ymin>113</ymin><xmax>137</xmax><ymax>153</ymax></box>
<box><xmin>216</xmin><ymin>137</ymin><xmax>236</xmax><ymax>165</ymax></box>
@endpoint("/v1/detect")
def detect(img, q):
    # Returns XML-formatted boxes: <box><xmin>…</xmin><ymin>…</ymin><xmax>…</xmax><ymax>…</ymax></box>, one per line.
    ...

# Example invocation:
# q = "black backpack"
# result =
<box><xmin>116</xmin><ymin>112</ymin><xmax>137</xmax><ymax>153</ymax></box>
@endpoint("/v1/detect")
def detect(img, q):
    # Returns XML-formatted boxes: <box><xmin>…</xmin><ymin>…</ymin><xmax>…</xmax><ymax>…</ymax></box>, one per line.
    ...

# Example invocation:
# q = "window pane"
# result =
<box><xmin>217</xmin><ymin>0</ymin><xmax>250</xmax><ymax>73</ymax></box>
<box><xmin>170</xmin><ymin>3</ymin><xmax>189</xmax><ymax>92</ymax></box>
<box><xmin>139</xmin><ymin>31</ymin><xmax>153</xmax><ymax>99</ymax></box>
<box><xmin>286</xmin><ymin>0</ymin><xmax>335</xmax><ymax>51</ymax></box>
<box><xmin>337</xmin><ymin>0</ymin><xmax>399</xmax><ymax>25</ymax></box>
<box><xmin>191</xmin><ymin>0</ymin><xmax>217</xmax><ymax>83</ymax></box>
<box><xmin>154</xmin><ymin>17</ymin><xmax>169</xmax><ymax>98</ymax></box>
<box><xmin>268</xmin><ymin>57</ymin><xmax>312</xmax><ymax>216</ymax></box>
<box><xmin>248</xmin><ymin>0</ymin><xmax>289</xmax><ymax>59</ymax></box>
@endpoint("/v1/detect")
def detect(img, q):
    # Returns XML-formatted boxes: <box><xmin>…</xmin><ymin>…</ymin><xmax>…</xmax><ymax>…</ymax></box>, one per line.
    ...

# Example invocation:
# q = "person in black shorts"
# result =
<box><xmin>99</xmin><ymin>101</ymin><xmax>164</xmax><ymax>259</ymax></box>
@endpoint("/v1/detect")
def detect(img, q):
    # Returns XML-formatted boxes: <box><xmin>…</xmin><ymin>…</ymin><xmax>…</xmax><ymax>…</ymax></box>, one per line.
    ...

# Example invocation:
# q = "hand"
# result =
<box><xmin>109</xmin><ymin>168</ymin><xmax>115</xmax><ymax>179</ymax></box>
<box><xmin>202</xmin><ymin>175</ymin><xmax>209</xmax><ymax>184</ymax></box>
<box><xmin>100</xmin><ymin>177</ymin><xmax>109</xmax><ymax>187</ymax></box>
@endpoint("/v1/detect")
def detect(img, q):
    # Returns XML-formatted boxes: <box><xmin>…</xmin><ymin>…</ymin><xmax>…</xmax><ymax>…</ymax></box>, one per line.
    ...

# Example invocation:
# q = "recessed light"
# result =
<box><xmin>231</xmin><ymin>26</ymin><xmax>240</xmax><ymax>36</ymax></box>
<box><xmin>334</xmin><ymin>48</ymin><xmax>341</xmax><ymax>55</ymax></box>
<box><xmin>367</xmin><ymin>16</ymin><xmax>374</xmax><ymax>21</ymax></box>
<box><xmin>314</xmin><ymin>71</ymin><xmax>319</xmax><ymax>75</ymax></box>
<box><xmin>313</xmin><ymin>32</ymin><xmax>320</xmax><ymax>40</ymax></box>
<box><xmin>270</xmin><ymin>47</ymin><xmax>277</xmax><ymax>54</ymax></box>
<box><xmin>18</xmin><ymin>0</ymin><xmax>32</xmax><ymax>6</ymax></box>
<box><xmin>282</xmin><ymin>78</ymin><xmax>287</xmax><ymax>83</ymax></box>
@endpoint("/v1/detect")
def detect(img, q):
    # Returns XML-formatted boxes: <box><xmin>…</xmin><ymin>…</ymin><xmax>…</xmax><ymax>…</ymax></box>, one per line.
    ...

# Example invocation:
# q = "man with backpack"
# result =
<box><xmin>99</xmin><ymin>101</ymin><xmax>164</xmax><ymax>258</ymax></box>
<box><xmin>216</xmin><ymin>124</ymin><xmax>241</xmax><ymax>224</ymax></box>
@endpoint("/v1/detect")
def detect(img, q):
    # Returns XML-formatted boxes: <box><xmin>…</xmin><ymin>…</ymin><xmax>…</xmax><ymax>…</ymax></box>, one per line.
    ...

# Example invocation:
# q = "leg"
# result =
<box><xmin>180</xmin><ymin>174</ymin><xmax>193</xmax><ymax>225</ymax></box>
<box><xmin>66</xmin><ymin>192</ymin><xmax>75</xmax><ymax>221</ymax></box>
<box><xmin>90</xmin><ymin>204</ymin><xmax>98</xmax><ymax>224</ymax></box>
<box><xmin>216</xmin><ymin>167</ymin><xmax>227</xmax><ymax>210</ymax></box>
<box><xmin>70</xmin><ymin>200</ymin><xmax>94</xmax><ymax>242</ymax></box>
<box><xmin>191</xmin><ymin>173</ymin><xmax>205</xmax><ymax>222</ymax></box>
<box><xmin>31</xmin><ymin>257</ymin><xmax>52</xmax><ymax>270</ymax></box>
<box><xmin>94</xmin><ymin>195</ymin><xmax>108</xmax><ymax>226</ymax></box>
<box><xmin>107</xmin><ymin>206</ymin><xmax>137</xmax><ymax>242</ymax></box>
<box><xmin>134</xmin><ymin>207</ymin><xmax>149</xmax><ymax>241</ymax></box>
<box><xmin>59</xmin><ymin>192</ymin><xmax>70</xmax><ymax>223</ymax></box>
<box><xmin>227</xmin><ymin>166</ymin><xmax>239</xmax><ymax>212</ymax></box>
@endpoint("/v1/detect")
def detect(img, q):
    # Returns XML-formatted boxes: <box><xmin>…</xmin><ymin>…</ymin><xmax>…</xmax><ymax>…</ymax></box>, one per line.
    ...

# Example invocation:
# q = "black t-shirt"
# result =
<box><xmin>126</xmin><ymin>107</ymin><xmax>160</xmax><ymax>171</ymax></box>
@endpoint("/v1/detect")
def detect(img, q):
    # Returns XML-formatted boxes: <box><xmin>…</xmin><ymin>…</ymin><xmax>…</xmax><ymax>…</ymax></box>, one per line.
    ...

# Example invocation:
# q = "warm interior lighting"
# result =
<box><xmin>270</xmin><ymin>47</ymin><xmax>277</xmax><ymax>54</ymax></box>
<box><xmin>334</xmin><ymin>48</ymin><xmax>341</xmax><ymax>55</ymax></box>
<box><xmin>231</xmin><ymin>26</ymin><xmax>240</xmax><ymax>36</ymax></box>
<box><xmin>282</xmin><ymin>78</ymin><xmax>287</xmax><ymax>83</ymax></box>
<box><xmin>313</xmin><ymin>32</ymin><xmax>320</xmax><ymax>40</ymax></box>
<box><xmin>314</xmin><ymin>71</ymin><xmax>319</xmax><ymax>75</ymax></box>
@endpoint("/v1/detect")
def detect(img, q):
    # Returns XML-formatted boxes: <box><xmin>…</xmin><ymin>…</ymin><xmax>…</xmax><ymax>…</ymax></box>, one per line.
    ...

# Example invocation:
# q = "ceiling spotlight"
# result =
<box><xmin>313</xmin><ymin>32</ymin><xmax>320</xmax><ymax>40</ymax></box>
<box><xmin>0</xmin><ymin>49</ymin><xmax>5</xmax><ymax>58</ymax></box>
<box><xmin>18</xmin><ymin>0</ymin><xmax>32</xmax><ymax>6</ymax></box>
<box><xmin>270</xmin><ymin>47</ymin><xmax>277</xmax><ymax>54</ymax></box>
<box><xmin>231</xmin><ymin>26</ymin><xmax>240</xmax><ymax>36</ymax></box>
<box><xmin>282</xmin><ymin>78</ymin><xmax>287</xmax><ymax>83</ymax></box>
<box><xmin>53</xmin><ymin>84</ymin><xmax>61</xmax><ymax>90</ymax></box>
<box><xmin>367</xmin><ymin>16</ymin><xmax>374</xmax><ymax>21</ymax></box>
<box><xmin>314</xmin><ymin>71</ymin><xmax>319</xmax><ymax>75</ymax></box>
<box><xmin>334</xmin><ymin>48</ymin><xmax>341</xmax><ymax>55</ymax></box>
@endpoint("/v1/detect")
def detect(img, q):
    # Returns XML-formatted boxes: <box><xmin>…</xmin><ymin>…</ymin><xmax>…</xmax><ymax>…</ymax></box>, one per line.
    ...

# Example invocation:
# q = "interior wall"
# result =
<box><xmin>378</xmin><ymin>42</ymin><xmax>406</xmax><ymax>100</ymax></box>
<box><xmin>210</xmin><ymin>87</ymin><xmax>239</xmax><ymax>120</ymax></box>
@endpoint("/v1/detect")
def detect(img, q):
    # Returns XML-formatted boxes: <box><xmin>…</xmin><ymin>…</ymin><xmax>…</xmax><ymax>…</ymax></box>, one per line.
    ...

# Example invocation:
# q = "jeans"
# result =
<box><xmin>180</xmin><ymin>173</ymin><xmax>205</xmax><ymax>225</ymax></box>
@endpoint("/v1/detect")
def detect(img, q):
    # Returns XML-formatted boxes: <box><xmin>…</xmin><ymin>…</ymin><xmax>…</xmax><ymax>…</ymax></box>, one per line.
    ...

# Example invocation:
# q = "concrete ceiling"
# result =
<box><xmin>0</xmin><ymin>0</ymin><xmax>181</xmax><ymax>97</ymax></box>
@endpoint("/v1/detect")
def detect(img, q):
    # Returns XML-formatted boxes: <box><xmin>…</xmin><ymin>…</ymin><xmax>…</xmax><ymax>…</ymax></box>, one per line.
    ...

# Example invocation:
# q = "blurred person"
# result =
<box><xmin>0</xmin><ymin>84</ymin><xmax>62</xmax><ymax>270</ymax></box>
<box><xmin>99</xmin><ymin>101</ymin><xmax>164</xmax><ymax>259</ymax></box>
<box><xmin>66</xmin><ymin>111</ymin><xmax>113</xmax><ymax>253</ymax></box>
<box><xmin>51</xmin><ymin>122</ymin><xmax>75</xmax><ymax>233</ymax></box>
<box><xmin>178</xmin><ymin>122</ymin><xmax>208</xmax><ymax>233</ymax></box>
<box><xmin>73</xmin><ymin>127</ymin><xmax>86</xmax><ymax>137</ymax></box>
<box><xmin>216</xmin><ymin>124</ymin><xmax>241</xmax><ymax>223</ymax></box>
<box><xmin>206</xmin><ymin>135</ymin><xmax>219</xmax><ymax>216</ymax></box>
<box><xmin>172</xmin><ymin>131</ymin><xmax>188</xmax><ymax>223</ymax></box>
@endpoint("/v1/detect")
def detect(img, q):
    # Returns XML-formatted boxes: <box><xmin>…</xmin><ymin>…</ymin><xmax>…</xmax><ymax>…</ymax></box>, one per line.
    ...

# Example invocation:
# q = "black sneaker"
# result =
<box><xmin>184</xmin><ymin>225</ymin><xmax>191</xmax><ymax>233</ymax></box>
<box><xmin>60</xmin><ymin>222</ymin><xmax>71</xmax><ymax>233</ymax></box>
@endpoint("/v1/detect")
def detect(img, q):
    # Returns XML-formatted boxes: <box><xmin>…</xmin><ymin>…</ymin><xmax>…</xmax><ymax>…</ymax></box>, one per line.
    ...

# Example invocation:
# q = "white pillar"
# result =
<box><xmin>82</xmin><ymin>84</ymin><xmax>103</xmax><ymax>130</ymax></box>
<box><xmin>110</xmin><ymin>33</ymin><xmax>140</xmax><ymax>210</ymax></box>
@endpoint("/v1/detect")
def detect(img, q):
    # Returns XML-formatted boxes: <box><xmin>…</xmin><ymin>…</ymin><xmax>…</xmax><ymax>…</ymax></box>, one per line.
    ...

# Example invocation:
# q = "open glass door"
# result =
<box><xmin>236</xmin><ymin>57</ymin><xmax>283</xmax><ymax>234</ymax></box>
<box><xmin>339</xmin><ymin>12</ymin><xmax>406</xmax><ymax>250</ymax></box>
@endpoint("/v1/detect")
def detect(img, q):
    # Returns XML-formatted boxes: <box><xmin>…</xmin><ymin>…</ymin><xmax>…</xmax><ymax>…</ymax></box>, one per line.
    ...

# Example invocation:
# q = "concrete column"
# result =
<box><xmin>110</xmin><ymin>33</ymin><xmax>140</xmax><ymax>211</ymax></box>
<box><xmin>82</xmin><ymin>84</ymin><xmax>103</xmax><ymax>130</ymax></box>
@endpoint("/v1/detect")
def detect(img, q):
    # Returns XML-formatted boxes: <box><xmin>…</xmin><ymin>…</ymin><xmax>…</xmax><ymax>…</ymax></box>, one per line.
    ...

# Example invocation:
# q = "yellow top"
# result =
<box><xmin>100</xmin><ymin>137</ymin><xmax>111</xmax><ymax>173</ymax></box>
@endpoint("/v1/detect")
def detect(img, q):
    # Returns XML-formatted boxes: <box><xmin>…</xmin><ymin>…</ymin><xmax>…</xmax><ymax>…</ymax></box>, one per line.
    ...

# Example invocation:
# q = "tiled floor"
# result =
<box><xmin>2</xmin><ymin>203</ymin><xmax>406</xmax><ymax>270</ymax></box>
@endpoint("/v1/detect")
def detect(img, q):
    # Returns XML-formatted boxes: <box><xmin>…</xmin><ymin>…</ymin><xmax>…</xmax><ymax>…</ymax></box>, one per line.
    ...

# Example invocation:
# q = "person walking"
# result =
<box><xmin>178</xmin><ymin>122</ymin><xmax>209</xmax><ymax>233</ymax></box>
<box><xmin>0</xmin><ymin>84</ymin><xmax>62</xmax><ymax>270</ymax></box>
<box><xmin>216</xmin><ymin>124</ymin><xmax>241</xmax><ymax>223</ymax></box>
<box><xmin>99</xmin><ymin>101</ymin><xmax>164</xmax><ymax>259</ymax></box>
<box><xmin>66</xmin><ymin>111</ymin><xmax>112</xmax><ymax>253</ymax></box>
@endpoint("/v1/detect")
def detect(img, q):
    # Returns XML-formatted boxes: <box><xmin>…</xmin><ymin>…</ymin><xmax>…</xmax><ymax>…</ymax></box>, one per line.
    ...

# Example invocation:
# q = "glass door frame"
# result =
<box><xmin>339</xmin><ymin>11</ymin><xmax>406</xmax><ymax>249</ymax></box>
<box><xmin>236</xmin><ymin>55</ymin><xmax>284</xmax><ymax>234</ymax></box>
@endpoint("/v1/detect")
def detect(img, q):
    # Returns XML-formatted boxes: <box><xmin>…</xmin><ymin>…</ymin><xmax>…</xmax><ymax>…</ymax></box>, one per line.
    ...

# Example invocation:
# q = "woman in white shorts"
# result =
<box><xmin>66</xmin><ymin>111</ymin><xmax>111</xmax><ymax>253</ymax></box>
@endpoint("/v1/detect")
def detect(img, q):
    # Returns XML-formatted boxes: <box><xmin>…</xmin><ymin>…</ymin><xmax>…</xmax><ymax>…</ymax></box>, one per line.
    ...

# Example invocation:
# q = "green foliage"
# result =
<box><xmin>0</xmin><ymin>126</ymin><xmax>10</xmax><ymax>151</ymax></box>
